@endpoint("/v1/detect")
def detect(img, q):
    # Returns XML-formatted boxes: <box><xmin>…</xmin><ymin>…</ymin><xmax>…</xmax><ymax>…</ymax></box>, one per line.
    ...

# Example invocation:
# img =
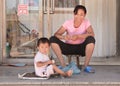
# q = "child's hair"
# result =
<box><xmin>37</xmin><ymin>37</ymin><xmax>50</xmax><ymax>47</ymax></box>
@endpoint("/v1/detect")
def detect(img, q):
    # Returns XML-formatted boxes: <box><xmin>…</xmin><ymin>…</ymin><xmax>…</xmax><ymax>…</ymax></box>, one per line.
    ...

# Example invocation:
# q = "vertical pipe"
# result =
<box><xmin>39</xmin><ymin>0</ymin><xmax>43</xmax><ymax>37</ymax></box>
<box><xmin>1</xmin><ymin>0</ymin><xmax>6</xmax><ymax>63</ymax></box>
<box><xmin>47</xmin><ymin>0</ymin><xmax>51</xmax><ymax>38</ymax></box>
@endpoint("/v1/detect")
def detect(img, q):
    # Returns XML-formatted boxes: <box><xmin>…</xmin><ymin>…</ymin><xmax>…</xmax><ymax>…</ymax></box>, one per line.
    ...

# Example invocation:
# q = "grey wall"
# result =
<box><xmin>85</xmin><ymin>0</ymin><xmax>116</xmax><ymax>57</ymax></box>
<box><xmin>0</xmin><ymin>0</ymin><xmax>3</xmax><ymax>64</ymax></box>
<box><xmin>116</xmin><ymin>0</ymin><xmax>120</xmax><ymax>55</ymax></box>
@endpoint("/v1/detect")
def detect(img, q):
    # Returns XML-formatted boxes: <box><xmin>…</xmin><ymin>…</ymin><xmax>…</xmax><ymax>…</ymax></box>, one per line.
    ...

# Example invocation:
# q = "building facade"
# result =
<box><xmin>0</xmin><ymin>0</ymin><xmax>117</xmax><ymax>64</ymax></box>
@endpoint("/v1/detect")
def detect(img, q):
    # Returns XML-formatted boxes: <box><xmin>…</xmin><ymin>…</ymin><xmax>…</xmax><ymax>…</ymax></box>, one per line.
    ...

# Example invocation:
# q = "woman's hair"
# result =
<box><xmin>73</xmin><ymin>5</ymin><xmax>87</xmax><ymax>15</ymax></box>
<box><xmin>37</xmin><ymin>37</ymin><xmax>50</xmax><ymax>46</ymax></box>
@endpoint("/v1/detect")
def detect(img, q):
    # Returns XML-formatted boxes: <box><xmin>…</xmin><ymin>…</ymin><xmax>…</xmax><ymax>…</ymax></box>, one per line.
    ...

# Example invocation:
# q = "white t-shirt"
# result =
<box><xmin>34</xmin><ymin>52</ymin><xmax>54</xmax><ymax>77</ymax></box>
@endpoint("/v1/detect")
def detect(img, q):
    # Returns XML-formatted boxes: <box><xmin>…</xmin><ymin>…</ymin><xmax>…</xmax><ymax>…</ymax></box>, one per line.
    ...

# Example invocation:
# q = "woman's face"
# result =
<box><xmin>74</xmin><ymin>9</ymin><xmax>86</xmax><ymax>21</ymax></box>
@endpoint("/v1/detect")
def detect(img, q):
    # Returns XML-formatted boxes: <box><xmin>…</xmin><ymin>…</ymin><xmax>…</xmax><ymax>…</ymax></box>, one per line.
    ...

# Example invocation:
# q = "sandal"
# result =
<box><xmin>84</xmin><ymin>66</ymin><xmax>95</xmax><ymax>73</ymax></box>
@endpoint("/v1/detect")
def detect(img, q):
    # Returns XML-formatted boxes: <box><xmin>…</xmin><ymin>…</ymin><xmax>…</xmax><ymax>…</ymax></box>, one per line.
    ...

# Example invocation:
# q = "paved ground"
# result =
<box><xmin>0</xmin><ymin>65</ymin><xmax>120</xmax><ymax>84</ymax></box>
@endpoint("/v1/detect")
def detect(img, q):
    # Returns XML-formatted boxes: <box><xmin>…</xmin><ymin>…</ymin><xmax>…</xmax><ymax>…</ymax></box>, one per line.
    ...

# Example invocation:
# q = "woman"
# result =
<box><xmin>50</xmin><ymin>5</ymin><xmax>95</xmax><ymax>73</ymax></box>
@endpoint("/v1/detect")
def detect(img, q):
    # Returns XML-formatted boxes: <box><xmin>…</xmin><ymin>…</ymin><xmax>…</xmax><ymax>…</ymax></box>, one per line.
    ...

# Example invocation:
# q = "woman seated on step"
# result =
<box><xmin>50</xmin><ymin>5</ymin><xmax>95</xmax><ymax>73</ymax></box>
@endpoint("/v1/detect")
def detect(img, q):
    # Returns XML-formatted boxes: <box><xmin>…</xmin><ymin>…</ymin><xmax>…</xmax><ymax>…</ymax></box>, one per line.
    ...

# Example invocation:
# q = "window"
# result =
<box><xmin>55</xmin><ymin>0</ymin><xmax>79</xmax><ymax>8</ymax></box>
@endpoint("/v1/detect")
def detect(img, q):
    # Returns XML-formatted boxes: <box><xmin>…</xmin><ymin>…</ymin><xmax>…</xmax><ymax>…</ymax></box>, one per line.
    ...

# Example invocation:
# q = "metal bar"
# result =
<box><xmin>18</xmin><ymin>21</ymin><xmax>30</xmax><ymax>32</ymax></box>
<box><xmin>50</xmin><ymin>0</ymin><xmax>55</xmax><ymax>14</ymax></box>
<box><xmin>50</xmin><ymin>0</ymin><xmax>52</xmax><ymax>13</ymax></box>
<box><xmin>52</xmin><ymin>0</ymin><xmax>55</xmax><ymax>13</ymax></box>
<box><xmin>38</xmin><ymin>0</ymin><xmax>43</xmax><ymax>37</ymax></box>
<box><xmin>47</xmin><ymin>0</ymin><xmax>51</xmax><ymax>37</ymax></box>
<box><xmin>43</xmin><ymin>0</ymin><xmax>47</xmax><ymax>13</ymax></box>
<box><xmin>15</xmin><ymin>10</ymin><xmax>30</xmax><ymax>32</ymax></box>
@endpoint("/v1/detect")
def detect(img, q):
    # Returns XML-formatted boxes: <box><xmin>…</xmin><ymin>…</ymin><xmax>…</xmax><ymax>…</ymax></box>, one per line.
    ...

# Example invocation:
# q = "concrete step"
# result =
<box><xmin>6</xmin><ymin>57</ymin><xmax>120</xmax><ymax>65</ymax></box>
<box><xmin>0</xmin><ymin>66</ymin><xmax>120</xmax><ymax>86</ymax></box>
<box><xmin>0</xmin><ymin>82</ymin><xmax>120</xmax><ymax>86</ymax></box>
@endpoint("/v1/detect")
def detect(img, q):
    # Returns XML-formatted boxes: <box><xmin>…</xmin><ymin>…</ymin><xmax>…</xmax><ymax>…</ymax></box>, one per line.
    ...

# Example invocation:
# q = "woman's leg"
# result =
<box><xmin>52</xmin><ymin>64</ymin><xmax>72</xmax><ymax>77</ymax></box>
<box><xmin>84</xmin><ymin>36</ymin><xmax>95</xmax><ymax>67</ymax></box>
<box><xmin>51</xmin><ymin>43</ymin><xmax>66</xmax><ymax>67</ymax></box>
<box><xmin>50</xmin><ymin>36</ymin><xmax>66</xmax><ymax>67</ymax></box>
<box><xmin>84</xmin><ymin>43</ymin><xmax>95</xmax><ymax>67</ymax></box>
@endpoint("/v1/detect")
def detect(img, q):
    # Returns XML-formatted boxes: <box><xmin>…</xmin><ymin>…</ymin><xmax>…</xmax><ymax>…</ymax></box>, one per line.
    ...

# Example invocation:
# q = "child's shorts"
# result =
<box><xmin>46</xmin><ymin>65</ymin><xmax>54</xmax><ymax>77</ymax></box>
<box><xmin>40</xmin><ymin>65</ymin><xmax>54</xmax><ymax>77</ymax></box>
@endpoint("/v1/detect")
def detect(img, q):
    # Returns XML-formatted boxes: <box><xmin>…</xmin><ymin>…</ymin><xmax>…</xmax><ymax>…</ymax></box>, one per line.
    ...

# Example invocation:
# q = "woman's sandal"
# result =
<box><xmin>84</xmin><ymin>66</ymin><xmax>95</xmax><ymax>73</ymax></box>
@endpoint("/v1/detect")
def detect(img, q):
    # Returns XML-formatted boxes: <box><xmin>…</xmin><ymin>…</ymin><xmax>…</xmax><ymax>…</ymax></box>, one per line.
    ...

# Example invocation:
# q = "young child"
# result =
<box><xmin>34</xmin><ymin>37</ymin><xmax>73</xmax><ymax>78</ymax></box>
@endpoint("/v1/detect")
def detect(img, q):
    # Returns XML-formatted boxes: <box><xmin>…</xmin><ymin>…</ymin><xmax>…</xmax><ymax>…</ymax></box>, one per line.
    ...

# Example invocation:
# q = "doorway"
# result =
<box><xmin>4</xmin><ymin>0</ymin><xmax>82</xmax><ymax>61</ymax></box>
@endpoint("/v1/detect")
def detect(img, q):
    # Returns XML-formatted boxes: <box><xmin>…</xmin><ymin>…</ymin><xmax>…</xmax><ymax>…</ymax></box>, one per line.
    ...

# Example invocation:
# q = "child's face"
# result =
<box><xmin>37</xmin><ymin>43</ymin><xmax>50</xmax><ymax>55</ymax></box>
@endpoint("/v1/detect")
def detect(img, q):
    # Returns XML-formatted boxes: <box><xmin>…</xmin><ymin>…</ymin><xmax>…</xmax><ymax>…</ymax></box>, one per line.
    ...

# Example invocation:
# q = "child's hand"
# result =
<box><xmin>47</xmin><ymin>60</ymin><xmax>53</xmax><ymax>64</ymax></box>
<box><xmin>52</xmin><ymin>60</ymin><xmax>55</xmax><ymax>64</ymax></box>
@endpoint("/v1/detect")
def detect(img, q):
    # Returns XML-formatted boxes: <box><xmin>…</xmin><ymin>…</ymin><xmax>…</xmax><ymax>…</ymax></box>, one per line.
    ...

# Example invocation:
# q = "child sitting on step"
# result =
<box><xmin>34</xmin><ymin>37</ymin><xmax>73</xmax><ymax>78</ymax></box>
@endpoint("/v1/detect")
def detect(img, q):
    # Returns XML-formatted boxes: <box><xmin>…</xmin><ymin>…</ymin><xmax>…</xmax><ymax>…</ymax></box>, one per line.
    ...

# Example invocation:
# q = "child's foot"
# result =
<box><xmin>66</xmin><ymin>69</ymin><xmax>73</xmax><ymax>77</ymax></box>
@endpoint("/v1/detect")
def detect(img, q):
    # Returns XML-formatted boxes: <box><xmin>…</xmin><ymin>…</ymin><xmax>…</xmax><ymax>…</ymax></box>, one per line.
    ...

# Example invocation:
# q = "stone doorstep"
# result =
<box><xmin>3</xmin><ymin>56</ymin><xmax>120</xmax><ymax>66</ymax></box>
<box><xmin>0</xmin><ymin>65</ymin><xmax>120</xmax><ymax>86</ymax></box>
<box><xmin>0</xmin><ymin>82</ymin><xmax>120</xmax><ymax>86</ymax></box>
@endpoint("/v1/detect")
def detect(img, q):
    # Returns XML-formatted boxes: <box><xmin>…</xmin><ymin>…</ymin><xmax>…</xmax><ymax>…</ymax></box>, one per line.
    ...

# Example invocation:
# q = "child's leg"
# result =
<box><xmin>46</xmin><ymin>65</ymin><xmax>54</xmax><ymax>77</ymax></box>
<box><xmin>52</xmin><ymin>64</ymin><xmax>73</xmax><ymax>77</ymax></box>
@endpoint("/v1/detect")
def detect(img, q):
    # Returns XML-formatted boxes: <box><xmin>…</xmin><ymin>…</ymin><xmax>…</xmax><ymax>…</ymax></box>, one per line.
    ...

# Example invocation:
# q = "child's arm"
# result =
<box><xmin>36</xmin><ymin>60</ymin><xmax>53</xmax><ymax>67</ymax></box>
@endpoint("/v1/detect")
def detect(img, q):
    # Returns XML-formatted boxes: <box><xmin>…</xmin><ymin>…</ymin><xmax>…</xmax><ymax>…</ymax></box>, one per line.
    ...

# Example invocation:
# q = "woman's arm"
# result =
<box><xmin>54</xmin><ymin>26</ymin><xmax>71</xmax><ymax>40</ymax></box>
<box><xmin>71</xmin><ymin>26</ymin><xmax>95</xmax><ymax>41</ymax></box>
<box><xmin>54</xmin><ymin>26</ymin><xmax>66</xmax><ymax>39</ymax></box>
<box><xmin>36</xmin><ymin>60</ymin><xmax>52</xmax><ymax>67</ymax></box>
<box><xmin>78</xmin><ymin>25</ymin><xmax>95</xmax><ymax>39</ymax></box>
<box><xmin>86</xmin><ymin>26</ymin><xmax>95</xmax><ymax>37</ymax></box>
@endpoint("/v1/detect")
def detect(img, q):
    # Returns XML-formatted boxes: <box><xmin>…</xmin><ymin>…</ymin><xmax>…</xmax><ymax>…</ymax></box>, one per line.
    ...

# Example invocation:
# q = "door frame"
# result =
<box><xmin>1</xmin><ymin>0</ymin><xmax>85</xmax><ymax>64</ymax></box>
<box><xmin>0</xmin><ymin>0</ymin><xmax>6</xmax><ymax>63</ymax></box>
<box><xmin>1</xmin><ymin>0</ymin><xmax>43</xmax><ymax>64</ymax></box>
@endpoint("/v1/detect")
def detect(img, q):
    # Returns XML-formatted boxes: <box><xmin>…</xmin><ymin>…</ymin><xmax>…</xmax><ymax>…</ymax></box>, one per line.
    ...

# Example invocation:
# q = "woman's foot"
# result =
<box><xmin>65</xmin><ymin>69</ymin><xmax>73</xmax><ymax>77</ymax></box>
<box><xmin>84</xmin><ymin>66</ymin><xmax>95</xmax><ymax>73</ymax></box>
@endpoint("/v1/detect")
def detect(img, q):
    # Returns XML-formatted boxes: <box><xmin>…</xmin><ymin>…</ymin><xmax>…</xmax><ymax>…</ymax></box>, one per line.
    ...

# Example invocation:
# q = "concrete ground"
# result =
<box><xmin>0</xmin><ymin>65</ymin><xmax>120</xmax><ymax>86</ymax></box>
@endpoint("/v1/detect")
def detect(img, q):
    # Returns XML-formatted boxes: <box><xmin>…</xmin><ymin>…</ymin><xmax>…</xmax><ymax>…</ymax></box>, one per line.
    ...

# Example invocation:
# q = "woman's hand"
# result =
<box><xmin>63</xmin><ymin>35</ymin><xmax>71</xmax><ymax>41</ymax></box>
<box><xmin>71</xmin><ymin>35</ymin><xmax>78</xmax><ymax>41</ymax></box>
<box><xmin>66</xmin><ymin>34</ymin><xmax>84</xmax><ymax>41</ymax></box>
